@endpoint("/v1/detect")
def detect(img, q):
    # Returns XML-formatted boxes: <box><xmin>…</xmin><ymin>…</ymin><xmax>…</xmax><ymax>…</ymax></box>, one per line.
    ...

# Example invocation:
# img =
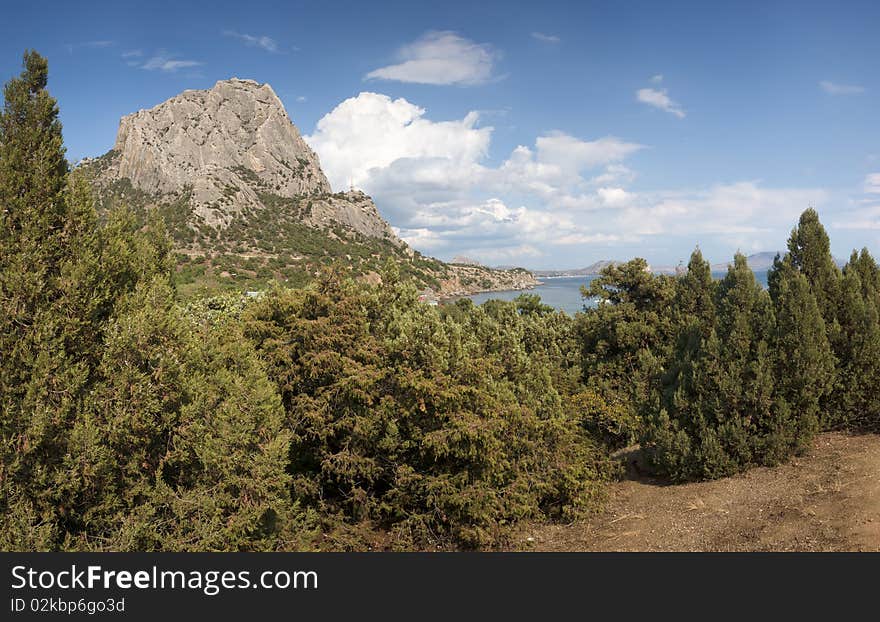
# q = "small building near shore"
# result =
<box><xmin>417</xmin><ymin>288</ymin><xmax>439</xmax><ymax>305</ymax></box>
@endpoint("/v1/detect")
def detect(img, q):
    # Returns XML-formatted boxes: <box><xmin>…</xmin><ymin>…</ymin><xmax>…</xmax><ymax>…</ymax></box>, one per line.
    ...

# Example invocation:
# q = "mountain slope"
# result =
<box><xmin>77</xmin><ymin>78</ymin><xmax>537</xmax><ymax>297</ymax></box>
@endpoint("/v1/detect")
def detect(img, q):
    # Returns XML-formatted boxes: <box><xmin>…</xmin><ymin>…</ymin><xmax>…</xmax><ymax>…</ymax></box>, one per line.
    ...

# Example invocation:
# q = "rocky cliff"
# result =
<box><xmin>90</xmin><ymin>78</ymin><xmax>399</xmax><ymax>242</ymax></box>
<box><xmin>80</xmin><ymin>77</ymin><xmax>535</xmax><ymax>297</ymax></box>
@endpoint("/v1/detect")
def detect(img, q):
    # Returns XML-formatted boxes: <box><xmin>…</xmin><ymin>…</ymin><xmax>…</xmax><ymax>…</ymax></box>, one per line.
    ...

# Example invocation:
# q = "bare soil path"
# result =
<box><xmin>520</xmin><ymin>432</ymin><xmax>880</xmax><ymax>551</ymax></box>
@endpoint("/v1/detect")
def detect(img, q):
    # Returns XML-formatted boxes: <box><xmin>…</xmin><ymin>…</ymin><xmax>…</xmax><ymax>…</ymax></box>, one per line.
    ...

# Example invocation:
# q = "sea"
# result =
<box><xmin>460</xmin><ymin>270</ymin><xmax>770</xmax><ymax>316</ymax></box>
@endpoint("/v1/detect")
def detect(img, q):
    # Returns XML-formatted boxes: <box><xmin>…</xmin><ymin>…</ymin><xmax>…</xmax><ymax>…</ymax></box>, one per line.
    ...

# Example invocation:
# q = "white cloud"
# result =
<box><xmin>535</xmin><ymin>132</ymin><xmax>643</xmax><ymax>172</ymax></box>
<box><xmin>222</xmin><ymin>30</ymin><xmax>279</xmax><ymax>53</ymax></box>
<box><xmin>531</xmin><ymin>32</ymin><xmax>561</xmax><ymax>43</ymax></box>
<box><xmin>395</xmin><ymin>227</ymin><xmax>446</xmax><ymax>250</ymax></box>
<box><xmin>121</xmin><ymin>49</ymin><xmax>143</xmax><ymax>58</ymax></box>
<box><xmin>455</xmin><ymin>244</ymin><xmax>544</xmax><ymax>262</ymax></box>
<box><xmin>590</xmin><ymin>164</ymin><xmax>636</xmax><ymax>186</ymax></box>
<box><xmin>637</xmin><ymin>87</ymin><xmax>686</xmax><ymax>118</ymax></box>
<box><xmin>864</xmin><ymin>173</ymin><xmax>880</xmax><ymax>193</ymax></box>
<box><xmin>305</xmin><ymin>91</ymin><xmax>832</xmax><ymax>266</ymax></box>
<box><xmin>296</xmin><ymin>96</ymin><xmax>307</xmax><ymax>103</ymax></box>
<box><xmin>831</xmin><ymin>200</ymin><xmax>880</xmax><ymax>230</ymax></box>
<box><xmin>365</xmin><ymin>31</ymin><xmax>498</xmax><ymax>86</ymax></box>
<box><xmin>141</xmin><ymin>51</ymin><xmax>202</xmax><ymax>72</ymax></box>
<box><xmin>597</xmin><ymin>187</ymin><xmax>634</xmax><ymax>207</ymax></box>
<box><xmin>305</xmin><ymin>92</ymin><xmax>649</xmax><ymax>262</ymax></box>
<box><xmin>305</xmin><ymin>92</ymin><xmax>491</xmax><ymax>190</ymax></box>
<box><xmin>618</xmin><ymin>182</ymin><xmax>828</xmax><ymax>237</ymax></box>
<box><xmin>819</xmin><ymin>80</ymin><xmax>865</xmax><ymax>95</ymax></box>
<box><xmin>650</xmin><ymin>74</ymin><xmax>664</xmax><ymax>84</ymax></box>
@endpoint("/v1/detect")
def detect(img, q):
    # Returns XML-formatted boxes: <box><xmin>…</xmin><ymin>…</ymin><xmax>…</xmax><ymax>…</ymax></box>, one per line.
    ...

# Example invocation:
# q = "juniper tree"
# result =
<box><xmin>576</xmin><ymin>259</ymin><xmax>677</xmax><ymax>444</ymax></box>
<box><xmin>832</xmin><ymin>256</ymin><xmax>880</xmax><ymax>431</ymax></box>
<box><xmin>673</xmin><ymin>248</ymin><xmax>716</xmax><ymax>331</ymax></box>
<box><xmin>643</xmin><ymin>250</ymin><xmax>722</xmax><ymax>480</ymax></box>
<box><xmin>784</xmin><ymin>208</ymin><xmax>841</xmax><ymax>334</ymax></box>
<box><xmin>645</xmin><ymin>254</ymin><xmax>790</xmax><ymax>480</ymax></box>
<box><xmin>767</xmin><ymin>255</ymin><xmax>834</xmax><ymax>452</ymax></box>
<box><xmin>0</xmin><ymin>51</ymin><xmax>94</xmax><ymax>546</ymax></box>
<box><xmin>39</xmin><ymin>274</ymin><xmax>302</xmax><ymax>552</ymax></box>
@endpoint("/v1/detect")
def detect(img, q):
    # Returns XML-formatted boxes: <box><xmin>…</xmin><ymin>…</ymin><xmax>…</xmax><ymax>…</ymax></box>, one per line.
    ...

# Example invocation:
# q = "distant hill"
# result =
<box><xmin>533</xmin><ymin>260</ymin><xmax>620</xmax><ymax>277</ymax></box>
<box><xmin>711</xmin><ymin>251</ymin><xmax>781</xmax><ymax>272</ymax></box>
<box><xmin>519</xmin><ymin>249</ymin><xmax>850</xmax><ymax>283</ymax></box>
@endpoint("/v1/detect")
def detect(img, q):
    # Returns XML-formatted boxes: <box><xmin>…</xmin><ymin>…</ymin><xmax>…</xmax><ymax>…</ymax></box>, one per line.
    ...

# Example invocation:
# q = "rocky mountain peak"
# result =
<box><xmin>106</xmin><ymin>77</ymin><xmax>331</xmax><ymax>226</ymax></box>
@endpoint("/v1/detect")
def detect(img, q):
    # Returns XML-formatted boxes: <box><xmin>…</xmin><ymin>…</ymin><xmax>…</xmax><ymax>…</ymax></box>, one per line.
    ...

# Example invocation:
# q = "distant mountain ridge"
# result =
<box><xmin>710</xmin><ymin>251</ymin><xmax>781</xmax><ymax>272</ymax></box>
<box><xmin>534</xmin><ymin>251</ymin><xmax>839</xmax><ymax>278</ymax></box>
<box><xmin>533</xmin><ymin>260</ymin><xmax>621</xmax><ymax>277</ymax></box>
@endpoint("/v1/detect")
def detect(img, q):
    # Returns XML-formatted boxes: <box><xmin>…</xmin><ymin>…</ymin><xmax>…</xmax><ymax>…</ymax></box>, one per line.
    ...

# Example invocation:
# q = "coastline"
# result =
<box><xmin>437</xmin><ymin>281</ymin><xmax>541</xmax><ymax>303</ymax></box>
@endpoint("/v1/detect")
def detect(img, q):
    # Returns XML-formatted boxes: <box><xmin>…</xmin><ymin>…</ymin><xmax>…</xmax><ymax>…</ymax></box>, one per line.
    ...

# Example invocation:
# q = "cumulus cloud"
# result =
<box><xmin>819</xmin><ymin>80</ymin><xmax>865</xmax><ymax>95</ymax></box>
<box><xmin>637</xmin><ymin>87</ymin><xmax>686</xmax><ymax>118</ymax></box>
<box><xmin>531</xmin><ymin>32</ymin><xmax>561</xmax><ymax>43</ymax></box>
<box><xmin>864</xmin><ymin>173</ymin><xmax>880</xmax><ymax>193</ymax></box>
<box><xmin>222</xmin><ymin>30</ymin><xmax>279</xmax><ymax>53</ymax></box>
<box><xmin>141</xmin><ymin>50</ymin><xmax>202</xmax><ymax>72</ymax></box>
<box><xmin>305</xmin><ymin>92</ymin><xmax>831</xmax><ymax>265</ymax></box>
<box><xmin>305</xmin><ymin>92</ymin><xmax>648</xmax><ymax>261</ymax></box>
<box><xmin>305</xmin><ymin>92</ymin><xmax>491</xmax><ymax>190</ymax></box>
<box><xmin>597</xmin><ymin>187</ymin><xmax>634</xmax><ymax>207</ymax></box>
<box><xmin>365</xmin><ymin>31</ymin><xmax>498</xmax><ymax>86</ymax></box>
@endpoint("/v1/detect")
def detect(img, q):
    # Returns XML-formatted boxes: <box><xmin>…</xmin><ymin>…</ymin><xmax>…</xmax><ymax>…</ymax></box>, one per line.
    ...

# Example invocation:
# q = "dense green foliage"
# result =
<box><xmin>0</xmin><ymin>52</ymin><xmax>618</xmax><ymax>550</ymax></box>
<box><xmin>4</xmin><ymin>51</ymin><xmax>880</xmax><ymax>552</ymax></box>
<box><xmin>76</xmin><ymin>153</ymin><xmax>462</xmax><ymax>298</ymax></box>
<box><xmin>575</xmin><ymin>259</ymin><xmax>676</xmax><ymax>448</ymax></box>
<box><xmin>642</xmin><ymin>253</ymin><xmax>831</xmax><ymax>480</ymax></box>
<box><xmin>589</xmin><ymin>217</ymin><xmax>880</xmax><ymax>481</ymax></box>
<box><xmin>240</xmin><ymin>271</ymin><xmax>613</xmax><ymax>548</ymax></box>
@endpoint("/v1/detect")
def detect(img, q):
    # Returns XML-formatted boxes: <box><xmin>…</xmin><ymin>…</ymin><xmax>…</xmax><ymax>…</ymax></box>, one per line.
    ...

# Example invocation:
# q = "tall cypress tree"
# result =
<box><xmin>0</xmin><ymin>51</ymin><xmax>89</xmax><ymax>546</ymax></box>
<box><xmin>847</xmin><ymin>248</ymin><xmax>880</xmax><ymax>300</ymax></box>
<box><xmin>673</xmin><ymin>248</ymin><xmax>716</xmax><ymax>330</ymax></box>
<box><xmin>785</xmin><ymin>208</ymin><xmax>841</xmax><ymax>332</ymax></box>
<box><xmin>644</xmin><ymin>249</ymin><xmax>721</xmax><ymax>481</ymax></box>
<box><xmin>645</xmin><ymin>254</ymin><xmax>775</xmax><ymax>480</ymax></box>
<box><xmin>0</xmin><ymin>52</ymin><xmax>177</xmax><ymax>549</ymax></box>
<box><xmin>709</xmin><ymin>254</ymin><xmax>777</xmax><ymax>470</ymax></box>
<box><xmin>778</xmin><ymin>209</ymin><xmax>845</xmax><ymax>426</ymax></box>
<box><xmin>768</xmin><ymin>255</ymin><xmax>834</xmax><ymax>448</ymax></box>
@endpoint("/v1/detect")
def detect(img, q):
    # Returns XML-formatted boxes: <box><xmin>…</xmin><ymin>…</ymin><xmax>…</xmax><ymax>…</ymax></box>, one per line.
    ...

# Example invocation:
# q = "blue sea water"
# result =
<box><xmin>460</xmin><ymin>270</ymin><xmax>771</xmax><ymax>315</ymax></box>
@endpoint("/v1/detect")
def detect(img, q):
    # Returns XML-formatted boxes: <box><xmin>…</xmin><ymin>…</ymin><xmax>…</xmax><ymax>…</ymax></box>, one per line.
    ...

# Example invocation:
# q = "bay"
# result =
<box><xmin>459</xmin><ymin>270</ymin><xmax>770</xmax><ymax>315</ymax></box>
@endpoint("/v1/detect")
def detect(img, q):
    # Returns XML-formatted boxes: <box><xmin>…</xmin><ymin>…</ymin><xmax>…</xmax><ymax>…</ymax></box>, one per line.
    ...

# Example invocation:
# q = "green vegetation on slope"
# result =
<box><xmin>4</xmin><ymin>50</ymin><xmax>880</xmax><ymax>554</ymax></box>
<box><xmin>76</xmin><ymin>154</ymin><xmax>455</xmax><ymax>298</ymax></box>
<box><xmin>0</xmin><ymin>52</ymin><xmax>615</xmax><ymax>551</ymax></box>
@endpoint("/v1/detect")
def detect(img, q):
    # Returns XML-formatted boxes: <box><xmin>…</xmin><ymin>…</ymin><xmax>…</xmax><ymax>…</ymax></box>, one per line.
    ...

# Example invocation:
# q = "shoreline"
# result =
<box><xmin>437</xmin><ymin>282</ymin><xmax>541</xmax><ymax>304</ymax></box>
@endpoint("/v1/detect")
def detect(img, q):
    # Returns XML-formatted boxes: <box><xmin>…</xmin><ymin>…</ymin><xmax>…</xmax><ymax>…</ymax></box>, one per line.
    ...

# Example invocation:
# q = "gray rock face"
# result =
<box><xmin>306</xmin><ymin>190</ymin><xmax>404</xmax><ymax>247</ymax></box>
<box><xmin>108</xmin><ymin>78</ymin><xmax>333</xmax><ymax>226</ymax></box>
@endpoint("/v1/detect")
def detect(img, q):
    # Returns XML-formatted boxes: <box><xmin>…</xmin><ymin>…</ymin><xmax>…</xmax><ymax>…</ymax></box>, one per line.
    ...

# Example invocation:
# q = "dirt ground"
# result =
<box><xmin>518</xmin><ymin>432</ymin><xmax>880</xmax><ymax>552</ymax></box>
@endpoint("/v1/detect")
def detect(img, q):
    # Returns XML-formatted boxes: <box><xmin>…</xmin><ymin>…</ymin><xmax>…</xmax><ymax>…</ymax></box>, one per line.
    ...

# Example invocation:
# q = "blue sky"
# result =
<box><xmin>2</xmin><ymin>0</ymin><xmax>879</xmax><ymax>268</ymax></box>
